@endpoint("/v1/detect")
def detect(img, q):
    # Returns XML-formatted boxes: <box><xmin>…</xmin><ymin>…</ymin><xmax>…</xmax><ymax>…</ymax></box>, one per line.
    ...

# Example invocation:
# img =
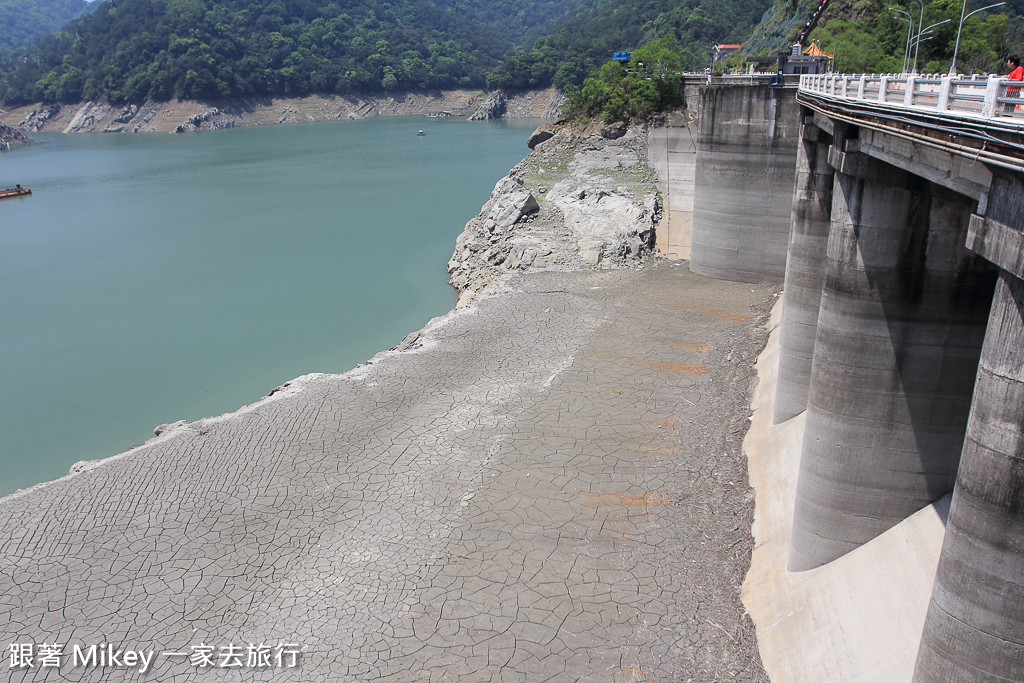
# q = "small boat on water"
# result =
<box><xmin>0</xmin><ymin>184</ymin><xmax>31</xmax><ymax>199</ymax></box>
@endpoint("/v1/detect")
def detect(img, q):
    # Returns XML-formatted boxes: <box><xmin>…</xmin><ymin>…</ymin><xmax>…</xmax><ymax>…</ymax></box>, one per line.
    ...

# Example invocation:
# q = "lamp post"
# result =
<box><xmin>948</xmin><ymin>1</ymin><xmax>1006</xmax><ymax>75</ymax></box>
<box><xmin>913</xmin><ymin>19</ymin><xmax>951</xmax><ymax>73</ymax></box>
<box><xmin>890</xmin><ymin>8</ymin><xmax>914</xmax><ymax>73</ymax></box>
<box><xmin>910</xmin><ymin>0</ymin><xmax>925</xmax><ymax>73</ymax></box>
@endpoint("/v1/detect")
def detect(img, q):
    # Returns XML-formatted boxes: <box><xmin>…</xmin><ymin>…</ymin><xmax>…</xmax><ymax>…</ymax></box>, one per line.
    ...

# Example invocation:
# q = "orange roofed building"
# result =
<box><xmin>713</xmin><ymin>44</ymin><xmax>742</xmax><ymax>63</ymax></box>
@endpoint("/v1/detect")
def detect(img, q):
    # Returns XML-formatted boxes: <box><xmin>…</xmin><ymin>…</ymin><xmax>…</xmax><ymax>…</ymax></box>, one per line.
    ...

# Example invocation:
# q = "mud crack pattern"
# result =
<box><xmin>1</xmin><ymin>264</ymin><xmax>772</xmax><ymax>682</ymax></box>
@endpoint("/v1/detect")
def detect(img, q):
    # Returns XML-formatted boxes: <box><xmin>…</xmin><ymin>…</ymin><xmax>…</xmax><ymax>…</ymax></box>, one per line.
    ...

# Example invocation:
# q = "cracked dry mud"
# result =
<box><xmin>0</xmin><ymin>263</ymin><xmax>773</xmax><ymax>682</ymax></box>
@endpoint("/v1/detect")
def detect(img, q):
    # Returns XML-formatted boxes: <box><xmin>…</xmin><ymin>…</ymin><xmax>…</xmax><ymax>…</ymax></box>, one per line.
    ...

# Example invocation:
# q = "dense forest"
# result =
<box><xmin>562</xmin><ymin>35</ymin><xmax>685</xmax><ymax>121</ymax></box>
<box><xmin>0</xmin><ymin>0</ymin><xmax>89</xmax><ymax>50</ymax></box>
<box><xmin>0</xmin><ymin>0</ymin><xmax>589</xmax><ymax>104</ymax></box>
<box><xmin>2</xmin><ymin>0</ymin><xmax>1023</xmax><ymax>107</ymax></box>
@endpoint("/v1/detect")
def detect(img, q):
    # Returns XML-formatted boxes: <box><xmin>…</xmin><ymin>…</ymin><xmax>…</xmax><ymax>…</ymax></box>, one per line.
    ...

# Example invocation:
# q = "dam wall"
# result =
<box><xmin>681</xmin><ymin>78</ymin><xmax>1024</xmax><ymax>680</ymax></box>
<box><xmin>689</xmin><ymin>84</ymin><xmax>801</xmax><ymax>283</ymax></box>
<box><xmin>649</xmin><ymin>112</ymin><xmax>697</xmax><ymax>259</ymax></box>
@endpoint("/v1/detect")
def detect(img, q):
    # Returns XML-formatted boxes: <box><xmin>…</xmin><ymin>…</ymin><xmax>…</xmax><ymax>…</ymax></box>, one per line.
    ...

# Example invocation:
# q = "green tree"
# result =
<box><xmin>565</xmin><ymin>35</ymin><xmax>684</xmax><ymax>122</ymax></box>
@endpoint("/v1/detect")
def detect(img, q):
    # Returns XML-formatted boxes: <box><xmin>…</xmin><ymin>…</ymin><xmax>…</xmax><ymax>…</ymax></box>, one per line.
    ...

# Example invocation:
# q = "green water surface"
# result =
<box><xmin>0</xmin><ymin>116</ymin><xmax>539</xmax><ymax>495</ymax></box>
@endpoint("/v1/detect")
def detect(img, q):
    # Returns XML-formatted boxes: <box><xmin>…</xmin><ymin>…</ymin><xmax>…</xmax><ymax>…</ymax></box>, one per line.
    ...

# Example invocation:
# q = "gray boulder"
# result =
<box><xmin>600</xmin><ymin>120</ymin><xmax>628</xmax><ymax>139</ymax></box>
<box><xmin>488</xmin><ymin>181</ymin><xmax>540</xmax><ymax>233</ymax></box>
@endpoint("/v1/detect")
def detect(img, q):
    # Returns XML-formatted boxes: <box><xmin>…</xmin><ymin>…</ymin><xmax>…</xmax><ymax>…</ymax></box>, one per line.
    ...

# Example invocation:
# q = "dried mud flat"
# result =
<box><xmin>0</xmin><ymin>262</ymin><xmax>774</xmax><ymax>681</ymax></box>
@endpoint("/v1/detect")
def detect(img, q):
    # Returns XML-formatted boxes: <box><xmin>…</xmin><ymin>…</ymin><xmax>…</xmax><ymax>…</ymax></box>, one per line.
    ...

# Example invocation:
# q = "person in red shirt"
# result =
<box><xmin>1005</xmin><ymin>55</ymin><xmax>1023</xmax><ymax>113</ymax></box>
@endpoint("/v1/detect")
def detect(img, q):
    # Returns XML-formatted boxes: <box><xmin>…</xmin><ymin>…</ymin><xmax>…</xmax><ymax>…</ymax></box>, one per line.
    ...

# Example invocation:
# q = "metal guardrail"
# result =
<box><xmin>800</xmin><ymin>73</ymin><xmax>1024</xmax><ymax>122</ymax></box>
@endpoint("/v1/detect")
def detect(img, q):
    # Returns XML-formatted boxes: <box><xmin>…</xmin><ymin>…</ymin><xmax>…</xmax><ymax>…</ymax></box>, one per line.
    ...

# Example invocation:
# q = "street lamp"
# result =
<box><xmin>909</xmin><ymin>0</ymin><xmax>925</xmax><ymax>74</ymax></box>
<box><xmin>889</xmin><ymin>8</ymin><xmax>914</xmax><ymax>73</ymax></box>
<box><xmin>913</xmin><ymin>19</ymin><xmax>951</xmax><ymax>73</ymax></box>
<box><xmin>948</xmin><ymin>1</ymin><xmax>1006</xmax><ymax>75</ymax></box>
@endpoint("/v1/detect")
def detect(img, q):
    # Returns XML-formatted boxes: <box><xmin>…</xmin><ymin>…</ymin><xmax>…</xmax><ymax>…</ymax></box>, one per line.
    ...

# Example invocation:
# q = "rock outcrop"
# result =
<box><xmin>540</xmin><ymin>91</ymin><xmax>567</xmax><ymax>119</ymax></box>
<box><xmin>448</xmin><ymin>121</ymin><xmax>661</xmax><ymax>304</ymax></box>
<box><xmin>0</xmin><ymin>122</ymin><xmax>31</xmax><ymax>148</ymax></box>
<box><xmin>174</xmin><ymin>108</ymin><xmax>237</xmax><ymax>133</ymax></box>
<box><xmin>526</xmin><ymin>124</ymin><xmax>557</xmax><ymax>150</ymax></box>
<box><xmin>63</xmin><ymin>101</ymin><xmax>112</xmax><ymax>133</ymax></box>
<box><xmin>468</xmin><ymin>90</ymin><xmax>508</xmax><ymax>120</ymax></box>
<box><xmin>19</xmin><ymin>103</ymin><xmax>60</xmax><ymax>131</ymax></box>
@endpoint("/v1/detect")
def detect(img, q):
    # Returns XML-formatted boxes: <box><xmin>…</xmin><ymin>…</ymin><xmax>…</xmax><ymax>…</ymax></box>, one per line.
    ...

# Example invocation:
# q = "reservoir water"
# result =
<box><xmin>0</xmin><ymin>116</ymin><xmax>540</xmax><ymax>496</ymax></box>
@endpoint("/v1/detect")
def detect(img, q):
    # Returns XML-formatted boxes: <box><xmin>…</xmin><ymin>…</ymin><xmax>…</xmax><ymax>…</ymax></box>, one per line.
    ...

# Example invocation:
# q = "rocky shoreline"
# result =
<box><xmin>448</xmin><ymin>119</ymin><xmax>661</xmax><ymax>305</ymax></box>
<box><xmin>0</xmin><ymin>121</ymin><xmax>31</xmax><ymax>148</ymax></box>
<box><xmin>0</xmin><ymin>88</ymin><xmax>565</xmax><ymax>135</ymax></box>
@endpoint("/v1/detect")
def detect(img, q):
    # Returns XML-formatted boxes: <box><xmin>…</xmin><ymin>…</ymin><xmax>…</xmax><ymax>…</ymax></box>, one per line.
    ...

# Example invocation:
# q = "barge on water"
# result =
<box><xmin>0</xmin><ymin>185</ymin><xmax>31</xmax><ymax>199</ymax></box>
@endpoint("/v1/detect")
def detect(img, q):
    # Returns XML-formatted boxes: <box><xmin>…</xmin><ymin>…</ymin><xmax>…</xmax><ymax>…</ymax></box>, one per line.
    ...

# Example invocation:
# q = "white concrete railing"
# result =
<box><xmin>800</xmin><ymin>73</ymin><xmax>1024</xmax><ymax>122</ymax></box>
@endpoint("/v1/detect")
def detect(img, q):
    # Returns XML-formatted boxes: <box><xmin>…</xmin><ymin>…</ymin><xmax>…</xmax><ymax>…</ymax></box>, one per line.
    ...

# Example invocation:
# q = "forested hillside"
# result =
<box><xmin>0</xmin><ymin>0</ymin><xmax>588</xmax><ymax>104</ymax></box>
<box><xmin>742</xmin><ymin>0</ymin><xmax>1023</xmax><ymax>74</ymax></box>
<box><xmin>0</xmin><ymin>0</ymin><xmax>89</xmax><ymax>50</ymax></box>
<box><xmin>6</xmin><ymin>0</ymin><xmax>1019</xmax><ymax>108</ymax></box>
<box><xmin>487</xmin><ymin>0</ymin><xmax>772</xmax><ymax>89</ymax></box>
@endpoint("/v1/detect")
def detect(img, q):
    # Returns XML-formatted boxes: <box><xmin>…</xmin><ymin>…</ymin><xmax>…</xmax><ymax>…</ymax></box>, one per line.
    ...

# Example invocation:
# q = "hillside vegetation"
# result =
<box><xmin>563</xmin><ymin>35</ymin><xmax>684</xmax><ymax>122</ymax></box>
<box><xmin>487</xmin><ymin>0</ymin><xmax>771</xmax><ymax>90</ymax></box>
<box><xmin>0</xmin><ymin>0</ymin><xmax>588</xmax><ymax>104</ymax></box>
<box><xmin>0</xmin><ymin>0</ymin><xmax>777</xmax><ymax>105</ymax></box>
<box><xmin>4</xmin><ymin>0</ymin><xmax>1021</xmax><ymax>110</ymax></box>
<box><xmin>741</xmin><ymin>0</ymin><xmax>1023</xmax><ymax>74</ymax></box>
<box><xmin>0</xmin><ymin>0</ymin><xmax>89</xmax><ymax>50</ymax></box>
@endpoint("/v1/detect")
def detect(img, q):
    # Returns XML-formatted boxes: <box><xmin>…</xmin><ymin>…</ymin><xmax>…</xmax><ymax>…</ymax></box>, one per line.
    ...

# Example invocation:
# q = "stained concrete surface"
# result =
<box><xmin>1</xmin><ymin>264</ymin><xmax>773</xmax><ymax>682</ymax></box>
<box><xmin>649</xmin><ymin>114</ymin><xmax>697</xmax><ymax>260</ymax></box>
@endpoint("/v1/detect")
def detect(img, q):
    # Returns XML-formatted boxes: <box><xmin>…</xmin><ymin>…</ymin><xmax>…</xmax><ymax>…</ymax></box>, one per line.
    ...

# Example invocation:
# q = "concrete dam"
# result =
<box><xmin>659</xmin><ymin>74</ymin><xmax>1024</xmax><ymax>681</ymax></box>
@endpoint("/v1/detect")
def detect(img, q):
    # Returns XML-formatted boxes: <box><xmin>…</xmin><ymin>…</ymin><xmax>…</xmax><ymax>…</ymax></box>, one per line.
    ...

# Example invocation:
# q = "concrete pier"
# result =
<box><xmin>773</xmin><ymin>119</ymin><xmax>834</xmax><ymax>423</ymax></box>
<box><xmin>914</xmin><ymin>271</ymin><xmax>1024</xmax><ymax>681</ymax></box>
<box><xmin>744</xmin><ymin>301</ymin><xmax>949</xmax><ymax>682</ymax></box>
<box><xmin>913</xmin><ymin>172</ymin><xmax>1024</xmax><ymax>682</ymax></box>
<box><xmin>788</xmin><ymin>152</ymin><xmax>996</xmax><ymax>571</ymax></box>
<box><xmin>690</xmin><ymin>85</ymin><xmax>800</xmax><ymax>283</ymax></box>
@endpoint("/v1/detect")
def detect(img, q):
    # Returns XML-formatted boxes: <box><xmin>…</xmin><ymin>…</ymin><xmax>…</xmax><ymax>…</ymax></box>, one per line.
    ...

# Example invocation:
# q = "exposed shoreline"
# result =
<box><xmin>0</xmin><ymin>88</ymin><xmax>564</xmax><ymax>134</ymax></box>
<box><xmin>0</xmin><ymin>118</ymin><xmax>662</xmax><ymax>502</ymax></box>
<box><xmin>0</xmin><ymin>265</ymin><xmax>774</xmax><ymax>680</ymax></box>
<box><xmin>0</xmin><ymin>118</ymin><xmax>773</xmax><ymax>679</ymax></box>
